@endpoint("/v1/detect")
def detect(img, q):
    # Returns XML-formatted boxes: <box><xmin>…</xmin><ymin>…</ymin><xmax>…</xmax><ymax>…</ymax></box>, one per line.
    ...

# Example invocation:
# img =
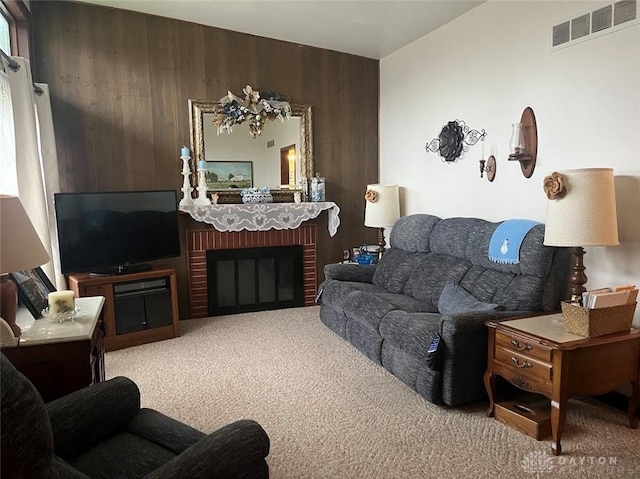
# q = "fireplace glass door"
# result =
<box><xmin>206</xmin><ymin>245</ymin><xmax>303</xmax><ymax>315</ymax></box>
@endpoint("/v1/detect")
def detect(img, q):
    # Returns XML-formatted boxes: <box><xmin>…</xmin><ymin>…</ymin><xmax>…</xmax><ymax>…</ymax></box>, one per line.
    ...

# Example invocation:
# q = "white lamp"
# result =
<box><xmin>364</xmin><ymin>184</ymin><xmax>400</xmax><ymax>250</ymax></box>
<box><xmin>0</xmin><ymin>195</ymin><xmax>51</xmax><ymax>339</ymax></box>
<box><xmin>542</xmin><ymin>168</ymin><xmax>619</xmax><ymax>304</ymax></box>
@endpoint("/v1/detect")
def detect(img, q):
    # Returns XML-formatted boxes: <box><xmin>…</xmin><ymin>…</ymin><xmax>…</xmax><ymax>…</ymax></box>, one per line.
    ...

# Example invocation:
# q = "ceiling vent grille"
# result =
<box><xmin>551</xmin><ymin>0</ymin><xmax>638</xmax><ymax>51</ymax></box>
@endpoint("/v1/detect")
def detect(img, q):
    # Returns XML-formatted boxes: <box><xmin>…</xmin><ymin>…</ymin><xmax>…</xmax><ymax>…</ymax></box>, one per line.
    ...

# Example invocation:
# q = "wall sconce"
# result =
<box><xmin>479</xmin><ymin>155</ymin><xmax>496</xmax><ymax>182</ymax></box>
<box><xmin>507</xmin><ymin>107</ymin><xmax>537</xmax><ymax>178</ymax></box>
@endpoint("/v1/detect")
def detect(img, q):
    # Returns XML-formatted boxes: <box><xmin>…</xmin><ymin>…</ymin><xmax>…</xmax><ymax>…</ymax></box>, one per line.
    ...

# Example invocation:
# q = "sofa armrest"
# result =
<box><xmin>143</xmin><ymin>419</ymin><xmax>270</xmax><ymax>479</ymax></box>
<box><xmin>323</xmin><ymin>263</ymin><xmax>376</xmax><ymax>283</ymax></box>
<box><xmin>47</xmin><ymin>377</ymin><xmax>141</xmax><ymax>459</ymax></box>
<box><xmin>439</xmin><ymin>310</ymin><xmax>538</xmax><ymax>406</ymax></box>
<box><xmin>441</xmin><ymin>310</ymin><xmax>537</xmax><ymax>336</ymax></box>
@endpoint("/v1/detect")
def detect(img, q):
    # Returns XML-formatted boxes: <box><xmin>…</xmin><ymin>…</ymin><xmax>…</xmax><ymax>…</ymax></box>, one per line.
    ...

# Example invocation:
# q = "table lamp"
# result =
<box><xmin>364</xmin><ymin>184</ymin><xmax>400</xmax><ymax>251</ymax></box>
<box><xmin>0</xmin><ymin>195</ymin><xmax>50</xmax><ymax>340</ymax></box>
<box><xmin>542</xmin><ymin>168</ymin><xmax>619</xmax><ymax>305</ymax></box>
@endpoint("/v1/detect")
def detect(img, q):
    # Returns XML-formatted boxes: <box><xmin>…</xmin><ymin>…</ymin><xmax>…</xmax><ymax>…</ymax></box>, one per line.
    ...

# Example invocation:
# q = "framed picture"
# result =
<box><xmin>205</xmin><ymin>161</ymin><xmax>253</xmax><ymax>190</ymax></box>
<box><xmin>8</xmin><ymin>267</ymin><xmax>56</xmax><ymax>319</ymax></box>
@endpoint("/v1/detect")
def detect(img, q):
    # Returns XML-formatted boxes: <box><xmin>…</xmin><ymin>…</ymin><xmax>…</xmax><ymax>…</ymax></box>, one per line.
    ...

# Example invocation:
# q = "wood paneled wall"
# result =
<box><xmin>31</xmin><ymin>1</ymin><xmax>379</xmax><ymax>318</ymax></box>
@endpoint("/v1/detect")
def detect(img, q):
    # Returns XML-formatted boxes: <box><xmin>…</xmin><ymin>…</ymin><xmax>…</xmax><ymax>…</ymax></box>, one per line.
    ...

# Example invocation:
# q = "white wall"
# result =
<box><xmin>380</xmin><ymin>1</ymin><xmax>640</xmax><ymax>324</ymax></box>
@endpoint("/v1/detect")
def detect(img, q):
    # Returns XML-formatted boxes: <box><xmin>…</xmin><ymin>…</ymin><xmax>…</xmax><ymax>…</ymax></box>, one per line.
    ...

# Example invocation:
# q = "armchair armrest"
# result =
<box><xmin>144</xmin><ymin>419</ymin><xmax>270</xmax><ymax>479</ymax></box>
<box><xmin>323</xmin><ymin>263</ymin><xmax>376</xmax><ymax>283</ymax></box>
<box><xmin>47</xmin><ymin>377</ymin><xmax>141</xmax><ymax>459</ymax></box>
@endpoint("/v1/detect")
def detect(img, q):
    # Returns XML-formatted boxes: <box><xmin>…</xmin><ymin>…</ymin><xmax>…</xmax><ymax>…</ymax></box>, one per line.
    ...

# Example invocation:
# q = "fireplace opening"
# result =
<box><xmin>206</xmin><ymin>245</ymin><xmax>304</xmax><ymax>316</ymax></box>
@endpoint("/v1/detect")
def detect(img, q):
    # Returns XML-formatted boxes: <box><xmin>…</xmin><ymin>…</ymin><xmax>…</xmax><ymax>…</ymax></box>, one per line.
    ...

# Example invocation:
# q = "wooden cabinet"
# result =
<box><xmin>68</xmin><ymin>267</ymin><xmax>180</xmax><ymax>351</ymax></box>
<box><xmin>485</xmin><ymin>314</ymin><xmax>640</xmax><ymax>456</ymax></box>
<box><xmin>2</xmin><ymin>297</ymin><xmax>106</xmax><ymax>402</ymax></box>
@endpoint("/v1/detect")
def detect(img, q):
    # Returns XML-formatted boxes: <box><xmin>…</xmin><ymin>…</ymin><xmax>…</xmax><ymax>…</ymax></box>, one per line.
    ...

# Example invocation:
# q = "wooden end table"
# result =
<box><xmin>484</xmin><ymin>313</ymin><xmax>640</xmax><ymax>455</ymax></box>
<box><xmin>1</xmin><ymin>296</ymin><xmax>106</xmax><ymax>402</ymax></box>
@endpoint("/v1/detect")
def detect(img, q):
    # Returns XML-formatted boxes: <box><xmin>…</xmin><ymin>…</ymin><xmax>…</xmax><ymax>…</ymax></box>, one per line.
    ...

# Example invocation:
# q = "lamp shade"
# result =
<box><xmin>364</xmin><ymin>184</ymin><xmax>400</xmax><ymax>228</ymax></box>
<box><xmin>0</xmin><ymin>195</ymin><xmax>50</xmax><ymax>274</ymax></box>
<box><xmin>543</xmin><ymin>168</ymin><xmax>619</xmax><ymax>247</ymax></box>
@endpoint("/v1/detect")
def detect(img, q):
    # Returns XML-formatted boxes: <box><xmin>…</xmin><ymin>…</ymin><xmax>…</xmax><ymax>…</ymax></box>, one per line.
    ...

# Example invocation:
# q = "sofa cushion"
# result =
<box><xmin>342</xmin><ymin>292</ymin><xmax>399</xmax><ymax>333</ymax></box>
<box><xmin>320</xmin><ymin>280</ymin><xmax>383</xmax><ymax>309</ymax></box>
<box><xmin>458</xmin><ymin>266</ymin><xmax>547</xmax><ymax>312</ymax></box>
<box><xmin>376</xmin><ymin>293</ymin><xmax>437</xmax><ymax>314</ymax></box>
<box><xmin>438</xmin><ymin>283</ymin><xmax>499</xmax><ymax>316</ymax></box>
<box><xmin>379</xmin><ymin>311</ymin><xmax>443</xmax><ymax>362</ymax></box>
<box><xmin>389</xmin><ymin>214</ymin><xmax>440</xmax><ymax>252</ymax></box>
<box><xmin>373</xmin><ymin>249</ymin><xmax>425</xmax><ymax>293</ymax></box>
<box><xmin>429</xmin><ymin>217</ymin><xmax>492</xmax><ymax>262</ymax></box>
<box><xmin>404</xmin><ymin>254</ymin><xmax>471</xmax><ymax>307</ymax></box>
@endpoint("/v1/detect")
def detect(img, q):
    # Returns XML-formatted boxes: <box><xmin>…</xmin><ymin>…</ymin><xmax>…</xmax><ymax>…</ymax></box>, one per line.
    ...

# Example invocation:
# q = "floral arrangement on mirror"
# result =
<box><xmin>213</xmin><ymin>85</ymin><xmax>292</xmax><ymax>138</ymax></box>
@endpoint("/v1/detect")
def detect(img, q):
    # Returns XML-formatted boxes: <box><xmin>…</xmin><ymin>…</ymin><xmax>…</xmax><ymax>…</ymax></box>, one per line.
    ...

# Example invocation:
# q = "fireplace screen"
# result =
<box><xmin>206</xmin><ymin>245</ymin><xmax>303</xmax><ymax>315</ymax></box>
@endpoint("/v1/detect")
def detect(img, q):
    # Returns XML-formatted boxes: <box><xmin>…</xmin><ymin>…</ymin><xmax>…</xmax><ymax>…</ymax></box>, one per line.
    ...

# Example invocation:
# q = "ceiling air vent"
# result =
<box><xmin>592</xmin><ymin>5</ymin><xmax>613</xmax><ymax>33</ymax></box>
<box><xmin>614</xmin><ymin>0</ymin><xmax>637</xmax><ymax>25</ymax></box>
<box><xmin>551</xmin><ymin>0</ymin><xmax>638</xmax><ymax>51</ymax></box>
<box><xmin>571</xmin><ymin>14</ymin><xmax>591</xmax><ymax>39</ymax></box>
<box><xmin>553</xmin><ymin>21</ymin><xmax>571</xmax><ymax>46</ymax></box>
<box><xmin>266</xmin><ymin>140</ymin><xmax>275</xmax><ymax>148</ymax></box>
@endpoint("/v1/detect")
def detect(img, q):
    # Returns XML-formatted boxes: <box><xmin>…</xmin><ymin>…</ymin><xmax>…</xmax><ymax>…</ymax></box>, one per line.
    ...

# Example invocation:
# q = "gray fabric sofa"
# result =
<box><xmin>318</xmin><ymin>214</ymin><xmax>570</xmax><ymax>407</ymax></box>
<box><xmin>0</xmin><ymin>353</ymin><xmax>270</xmax><ymax>479</ymax></box>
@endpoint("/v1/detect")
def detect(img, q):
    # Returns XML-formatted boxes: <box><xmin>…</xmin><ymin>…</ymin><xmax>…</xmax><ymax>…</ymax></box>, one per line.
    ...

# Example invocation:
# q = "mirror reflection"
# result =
<box><xmin>189</xmin><ymin>100</ymin><xmax>313</xmax><ymax>203</ymax></box>
<box><xmin>203</xmin><ymin>115</ymin><xmax>302</xmax><ymax>189</ymax></box>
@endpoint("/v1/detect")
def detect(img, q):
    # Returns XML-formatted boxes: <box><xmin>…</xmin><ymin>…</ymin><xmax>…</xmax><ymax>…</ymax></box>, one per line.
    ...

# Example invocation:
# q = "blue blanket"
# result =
<box><xmin>488</xmin><ymin>219</ymin><xmax>541</xmax><ymax>264</ymax></box>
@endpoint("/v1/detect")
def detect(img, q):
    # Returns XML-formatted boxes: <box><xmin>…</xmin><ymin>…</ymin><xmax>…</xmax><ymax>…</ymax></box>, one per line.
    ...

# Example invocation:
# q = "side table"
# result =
<box><xmin>484</xmin><ymin>313</ymin><xmax>640</xmax><ymax>455</ymax></box>
<box><xmin>1</xmin><ymin>296</ymin><xmax>106</xmax><ymax>402</ymax></box>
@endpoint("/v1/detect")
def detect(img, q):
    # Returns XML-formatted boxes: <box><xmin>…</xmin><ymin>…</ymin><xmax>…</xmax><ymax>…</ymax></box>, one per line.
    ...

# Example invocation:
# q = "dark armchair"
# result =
<box><xmin>0</xmin><ymin>354</ymin><xmax>270</xmax><ymax>479</ymax></box>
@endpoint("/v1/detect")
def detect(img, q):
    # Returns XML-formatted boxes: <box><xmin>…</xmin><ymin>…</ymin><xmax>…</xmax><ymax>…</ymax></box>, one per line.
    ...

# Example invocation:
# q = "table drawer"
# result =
<box><xmin>496</xmin><ymin>331</ymin><xmax>552</xmax><ymax>362</ymax></box>
<box><xmin>495</xmin><ymin>346</ymin><xmax>552</xmax><ymax>382</ymax></box>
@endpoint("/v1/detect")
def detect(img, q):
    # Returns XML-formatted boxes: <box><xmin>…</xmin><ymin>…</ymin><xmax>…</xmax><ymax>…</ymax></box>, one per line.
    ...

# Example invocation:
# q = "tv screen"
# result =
<box><xmin>54</xmin><ymin>190</ymin><xmax>181</xmax><ymax>275</ymax></box>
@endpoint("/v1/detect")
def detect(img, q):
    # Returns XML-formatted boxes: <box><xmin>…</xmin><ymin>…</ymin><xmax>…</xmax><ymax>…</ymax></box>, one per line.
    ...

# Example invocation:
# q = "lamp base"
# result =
<box><xmin>569</xmin><ymin>246</ymin><xmax>588</xmax><ymax>305</ymax></box>
<box><xmin>0</xmin><ymin>275</ymin><xmax>21</xmax><ymax>337</ymax></box>
<box><xmin>376</xmin><ymin>227</ymin><xmax>387</xmax><ymax>250</ymax></box>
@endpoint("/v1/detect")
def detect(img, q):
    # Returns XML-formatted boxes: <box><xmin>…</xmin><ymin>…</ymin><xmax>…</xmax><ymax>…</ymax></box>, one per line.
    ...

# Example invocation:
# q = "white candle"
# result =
<box><xmin>48</xmin><ymin>290</ymin><xmax>75</xmax><ymax>315</ymax></box>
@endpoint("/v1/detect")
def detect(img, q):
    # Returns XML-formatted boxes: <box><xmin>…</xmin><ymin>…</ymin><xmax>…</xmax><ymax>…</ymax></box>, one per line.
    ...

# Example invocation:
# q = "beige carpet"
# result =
<box><xmin>105</xmin><ymin>306</ymin><xmax>640</xmax><ymax>478</ymax></box>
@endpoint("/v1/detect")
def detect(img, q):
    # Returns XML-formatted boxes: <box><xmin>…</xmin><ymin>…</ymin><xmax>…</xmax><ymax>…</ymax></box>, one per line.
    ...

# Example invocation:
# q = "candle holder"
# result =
<box><xmin>194</xmin><ymin>163</ymin><xmax>211</xmax><ymax>206</ymax></box>
<box><xmin>507</xmin><ymin>107</ymin><xmax>537</xmax><ymax>178</ymax></box>
<box><xmin>179</xmin><ymin>154</ymin><xmax>194</xmax><ymax>207</ymax></box>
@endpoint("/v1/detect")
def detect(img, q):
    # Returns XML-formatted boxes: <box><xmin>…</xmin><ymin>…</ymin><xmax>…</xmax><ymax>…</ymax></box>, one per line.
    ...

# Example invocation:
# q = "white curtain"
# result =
<box><xmin>0</xmin><ymin>56</ymin><xmax>64</xmax><ymax>289</ymax></box>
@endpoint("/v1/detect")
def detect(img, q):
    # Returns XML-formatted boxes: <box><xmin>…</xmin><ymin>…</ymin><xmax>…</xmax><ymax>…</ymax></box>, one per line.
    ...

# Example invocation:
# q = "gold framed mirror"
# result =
<box><xmin>189</xmin><ymin>99</ymin><xmax>313</xmax><ymax>204</ymax></box>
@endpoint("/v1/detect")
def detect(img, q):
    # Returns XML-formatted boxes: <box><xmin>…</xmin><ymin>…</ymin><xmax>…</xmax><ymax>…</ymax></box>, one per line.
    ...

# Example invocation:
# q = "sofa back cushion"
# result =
<box><xmin>376</xmin><ymin>215</ymin><xmax>568</xmax><ymax>312</ymax></box>
<box><xmin>388</xmin><ymin>214</ymin><xmax>439</xmax><ymax>253</ymax></box>
<box><xmin>373</xmin><ymin>214</ymin><xmax>441</xmax><ymax>293</ymax></box>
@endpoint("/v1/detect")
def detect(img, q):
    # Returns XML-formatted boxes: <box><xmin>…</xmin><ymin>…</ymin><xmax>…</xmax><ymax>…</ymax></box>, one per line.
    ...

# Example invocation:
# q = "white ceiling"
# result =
<box><xmin>74</xmin><ymin>0</ymin><xmax>484</xmax><ymax>59</ymax></box>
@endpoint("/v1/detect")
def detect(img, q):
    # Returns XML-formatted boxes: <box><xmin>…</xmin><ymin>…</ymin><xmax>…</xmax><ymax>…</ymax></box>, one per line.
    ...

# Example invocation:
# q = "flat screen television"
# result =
<box><xmin>54</xmin><ymin>190</ymin><xmax>181</xmax><ymax>276</ymax></box>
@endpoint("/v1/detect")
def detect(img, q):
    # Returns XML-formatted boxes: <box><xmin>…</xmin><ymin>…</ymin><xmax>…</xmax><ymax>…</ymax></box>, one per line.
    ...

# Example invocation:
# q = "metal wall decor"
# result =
<box><xmin>425</xmin><ymin>119</ymin><xmax>487</xmax><ymax>162</ymax></box>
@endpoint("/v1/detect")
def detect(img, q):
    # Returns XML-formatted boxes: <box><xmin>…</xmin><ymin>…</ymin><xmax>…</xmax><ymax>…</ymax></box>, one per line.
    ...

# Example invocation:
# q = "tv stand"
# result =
<box><xmin>68</xmin><ymin>266</ymin><xmax>179</xmax><ymax>351</ymax></box>
<box><xmin>89</xmin><ymin>263</ymin><xmax>153</xmax><ymax>277</ymax></box>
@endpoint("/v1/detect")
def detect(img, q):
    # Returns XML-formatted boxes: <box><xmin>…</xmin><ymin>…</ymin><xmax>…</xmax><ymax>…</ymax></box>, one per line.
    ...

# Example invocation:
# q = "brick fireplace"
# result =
<box><xmin>186</xmin><ymin>225</ymin><xmax>317</xmax><ymax>318</ymax></box>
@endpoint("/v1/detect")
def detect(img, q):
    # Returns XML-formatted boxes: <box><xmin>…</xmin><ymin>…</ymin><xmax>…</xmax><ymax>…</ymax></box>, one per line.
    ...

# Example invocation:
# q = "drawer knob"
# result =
<box><xmin>510</xmin><ymin>339</ymin><xmax>532</xmax><ymax>352</ymax></box>
<box><xmin>511</xmin><ymin>356</ymin><xmax>532</xmax><ymax>368</ymax></box>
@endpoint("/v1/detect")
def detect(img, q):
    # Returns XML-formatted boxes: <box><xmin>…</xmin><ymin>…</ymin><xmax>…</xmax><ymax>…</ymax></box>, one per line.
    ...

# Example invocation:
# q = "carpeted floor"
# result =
<box><xmin>105</xmin><ymin>306</ymin><xmax>640</xmax><ymax>478</ymax></box>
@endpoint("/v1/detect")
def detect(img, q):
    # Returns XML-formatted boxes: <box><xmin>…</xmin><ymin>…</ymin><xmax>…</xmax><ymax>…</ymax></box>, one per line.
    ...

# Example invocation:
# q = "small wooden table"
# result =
<box><xmin>1</xmin><ymin>296</ymin><xmax>106</xmax><ymax>402</ymax></box>
<box><xmin>484</xmin><ymin>314</ymin><xmax>640</xmax><ymax>455</ymax></box>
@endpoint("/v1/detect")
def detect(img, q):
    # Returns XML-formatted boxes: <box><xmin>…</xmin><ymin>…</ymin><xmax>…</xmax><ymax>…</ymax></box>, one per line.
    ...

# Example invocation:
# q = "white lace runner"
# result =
<box><xmin>180</xmin><ymin>202</ymin><xmax>341</xmax><ymax>236</ymax></box>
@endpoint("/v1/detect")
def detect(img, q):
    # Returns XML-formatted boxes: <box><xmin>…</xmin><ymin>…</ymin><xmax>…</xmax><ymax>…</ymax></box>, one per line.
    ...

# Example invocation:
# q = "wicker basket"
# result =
<box><xmin>561</xmin><ymin>301</ymin><xmax>636</xmax><ymax>338</ymax></box>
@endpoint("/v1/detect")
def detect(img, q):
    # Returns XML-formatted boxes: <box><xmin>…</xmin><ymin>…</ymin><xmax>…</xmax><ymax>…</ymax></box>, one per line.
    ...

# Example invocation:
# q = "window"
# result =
<box><xmin>0</xmin><ymin>13</ymin><xmax>9</xmax><ymax>54</ymax></box>
<box><xmin>0</xmin><ymin>0</ymin><xmax>30</xmax><ymax>59</ymax></box>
